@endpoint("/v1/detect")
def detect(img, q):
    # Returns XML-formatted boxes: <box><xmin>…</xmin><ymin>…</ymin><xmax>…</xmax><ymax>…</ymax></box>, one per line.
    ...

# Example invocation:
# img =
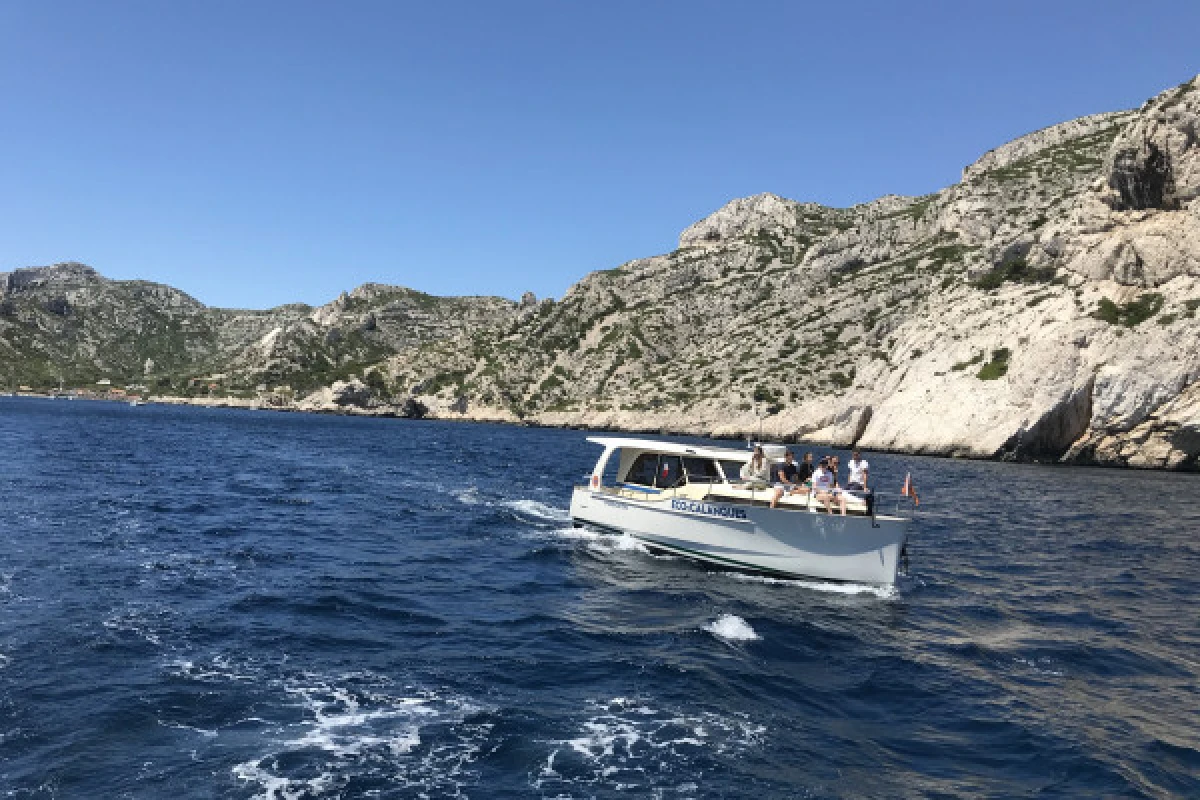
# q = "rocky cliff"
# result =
<box><xmin>386</xmin><ymin>75</ymin><xmax>1200</xmax><ymax>470</ymax></box>
<box><xmin>4</xmin><ymin>75</ymin><xmax>1198</xmax><ymax>469</ymax></box>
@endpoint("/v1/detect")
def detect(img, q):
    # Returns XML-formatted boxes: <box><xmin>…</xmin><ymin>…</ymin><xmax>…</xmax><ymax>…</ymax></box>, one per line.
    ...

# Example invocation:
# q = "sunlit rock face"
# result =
<box><xmin>385</xmin><ymin>74</ymin><xmax>1200</xmax><ymax>470</ymax></box>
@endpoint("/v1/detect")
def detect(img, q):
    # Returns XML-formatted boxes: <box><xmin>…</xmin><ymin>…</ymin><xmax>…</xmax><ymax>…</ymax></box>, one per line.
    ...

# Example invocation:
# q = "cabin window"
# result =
<box><xmin>682</xmin><ymin>457</ymin><xmax>721</xmax><ymax>484</ymax></box>
<box><xmin>624</xmin><ymin>453</ymin><xmax>659</xmax><ymax>486</ymax></box>
<box><xmin>655</xmin><ymin>455</ymin><xmax>684</xmax><ymax>488</ymax></box>
<box><xmin>719</xmin><ymin>460</ymin><xmax>747</xmax><ymax>483</ymax></box>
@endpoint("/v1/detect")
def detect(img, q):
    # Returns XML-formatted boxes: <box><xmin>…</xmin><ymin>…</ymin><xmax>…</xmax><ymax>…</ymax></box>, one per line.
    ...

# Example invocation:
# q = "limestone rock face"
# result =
<box><xmin>962</xmin><ymin>112</ymin><xmax>1133</xmax><ymax>183</ymax></box>
<box><xmin>679</xmin><ymin>193</ymin><xmax>814</xmax><ymax>247</ymax></box>
<box><xmin>386</xmin><ymin>74</ymin><xmax>1200</xmax><ymax>471</ymax></box>
<box><xmin>1055</xmin><ymin>76</ymin><xmax>1200</xmax><ymax>288</ymax></box>
<box><xmin>3</xmin><ymin>262</ymin><xmax>102</xmax><ymax>293</ymax></box>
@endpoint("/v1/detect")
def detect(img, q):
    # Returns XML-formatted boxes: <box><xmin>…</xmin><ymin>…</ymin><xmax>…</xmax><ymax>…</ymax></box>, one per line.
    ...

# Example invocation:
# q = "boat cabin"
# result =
<box><xmin>583</xmin><ymin>436</ymin><xmax>872</xmax><ymax>515</ymax></box>
<box><xmin>586</xmin><ymin>437</ymin><xmax>750</xmax><ymax>491</ymax></box>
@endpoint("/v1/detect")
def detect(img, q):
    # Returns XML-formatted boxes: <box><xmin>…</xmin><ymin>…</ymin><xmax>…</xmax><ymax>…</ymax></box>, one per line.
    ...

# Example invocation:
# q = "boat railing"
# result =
<box><xmin>585</xmin><ymin>478</ymin><xmax>916</xmax><ymax>519</ymax></box>
<box><xmin>870</xmin><ymin>491</ymin><xmax>918</xmax><ymax>521</ymax></box>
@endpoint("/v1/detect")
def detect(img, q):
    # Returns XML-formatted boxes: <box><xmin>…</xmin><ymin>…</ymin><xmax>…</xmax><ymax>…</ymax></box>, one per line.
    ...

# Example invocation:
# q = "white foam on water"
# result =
<box><xmin>502</xmin><ymin>498</ymin><xmax>571</xmax><ymax>524</ymax></box>
<box><xmin>526</xmin><ymin>526</ymin><xmax>668</xmax><ymax>559</ymax></box>
<box><xmin>165</xmin><ymin>655</ymin><xmax>258</xmax><ymax>683</ymax></box>
<box><xmin>533</xmin><ymin>697</ymin><xmax>766</xmax><ymax>794</ymax></box>
<box><xmin>704</xmin><ymin>614</ymin><xmax>761</xmax><ymax>642</ymax></box>
<box><xmin>232</xmin><ymin>676</ymin><xmax>492</xmax><ymax>800</ymax></box>
<box><xmin>282</xmin><ymin>686</ymin><xmax>437</xmax><ymax>757</ymax></box>
<box><xmin>1013</xmin><ymin>656</ymin><xmax>1066</xmax><ymax>677</ymax></box>
<box><xmin>583</xmin><ymin>531</ymin><xmax>654</xmax><ymax>557</ymax></box>
<box><xmin>162</xmin><ymin>721</ymin><xmax>218</xmax><ymax>738</ymax></box>
<box><xmin>102</xmin><ymin>608</ymin><xmax>170</xmax><ymax>646</ymax></box>
<box><xmin>721</xmin><ymin>571</ymin><xmax>897</xmax><ymax>598</ymax></box>
<box><xmin>452</xmin><ymin>486</ymin><xmax>483</xmax><ymax>506</ymax></box>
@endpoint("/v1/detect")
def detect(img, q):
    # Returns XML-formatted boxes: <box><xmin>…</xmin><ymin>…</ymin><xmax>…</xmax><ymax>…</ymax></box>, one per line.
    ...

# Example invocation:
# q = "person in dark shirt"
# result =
<box><xmin>797</xmin><ymin>452</ymin><xmax>815</xmax><ymax>484</ymax></box>
<box><xmin>771</xmin><ymin>449</ymin><xmax>801</xmax><ymax>508</ymax></box>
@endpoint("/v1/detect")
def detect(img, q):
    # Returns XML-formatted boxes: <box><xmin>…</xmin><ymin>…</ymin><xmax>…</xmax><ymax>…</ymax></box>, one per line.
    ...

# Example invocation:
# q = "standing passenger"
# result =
<box><xmin>846</xmin><ymin>449</ymin><xmax>869</xmax><ymax>493</ymax></box>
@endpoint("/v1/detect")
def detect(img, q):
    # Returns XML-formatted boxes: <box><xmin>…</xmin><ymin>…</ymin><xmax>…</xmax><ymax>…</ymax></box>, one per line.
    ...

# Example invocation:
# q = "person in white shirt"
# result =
<box><xmin>811</xmin><ymin>457</ymin><xmax>847</xmax><ymax>515</ymax></box>
<box><xmin>740</xmin><ymin>446</ymin><xmax>770</xmax><ymax>487</ymax></box>
<box><xmin>846</xmin><ymin>449</ymin><xmax>869</xmax><ymax>493</ymax></box>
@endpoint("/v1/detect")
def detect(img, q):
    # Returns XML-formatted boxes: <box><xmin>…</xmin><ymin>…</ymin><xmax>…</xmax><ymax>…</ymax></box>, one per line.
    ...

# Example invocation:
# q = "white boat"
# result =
<box><xmin>569</xmin><ymin>437</ymin><xmax>915</xmax><ymax>585</ymax></box>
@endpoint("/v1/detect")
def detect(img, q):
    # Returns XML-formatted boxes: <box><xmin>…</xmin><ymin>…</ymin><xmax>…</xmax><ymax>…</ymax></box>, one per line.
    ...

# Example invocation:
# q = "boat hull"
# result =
<box><xmin>569</xmin><ymin>487</ymin><xmax>910</xmax><ymax>585</ymax></box>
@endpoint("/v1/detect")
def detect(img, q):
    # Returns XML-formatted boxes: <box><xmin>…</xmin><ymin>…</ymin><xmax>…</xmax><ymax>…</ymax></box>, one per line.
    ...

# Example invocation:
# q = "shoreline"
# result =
<box><xmin>9</xmin><ymin>391</ymin><xmax>1196</xmax><ymax>474</ymax></box>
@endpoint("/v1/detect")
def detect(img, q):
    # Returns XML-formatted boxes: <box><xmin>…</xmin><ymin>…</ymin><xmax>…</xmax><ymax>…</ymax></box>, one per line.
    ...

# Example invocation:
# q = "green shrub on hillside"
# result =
<box><xmin>977</xmin><ymin>348</ymin><xmax>1011</xmax><ymax>380</ymax></box>
<box><xmin>951</xmin><ymin>352</ymin><xmax>983</xmax><ymax>371</ymax></box>
<box><xmin>1093</xmin><ymin>293</ymin><xmax>1164</xmax><ymax>327</ymax></box>
<box><xmin>972</xmin><ymin>257</ymin><xmax>1056</xmax><ymax>290</ymax></box>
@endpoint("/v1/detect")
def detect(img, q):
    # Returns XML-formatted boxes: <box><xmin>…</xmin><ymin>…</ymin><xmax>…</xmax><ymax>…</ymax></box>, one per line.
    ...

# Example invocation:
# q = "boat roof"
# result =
<box><xmin>585</xmin><ymin>436</ymin><xmax>752</xmax><ymax>461</ymax></box>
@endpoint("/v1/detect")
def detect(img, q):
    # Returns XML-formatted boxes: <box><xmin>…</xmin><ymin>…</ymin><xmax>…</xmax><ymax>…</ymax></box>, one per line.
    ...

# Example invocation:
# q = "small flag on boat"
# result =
<box><xmin>901</xmin><ymin>473</ymin><xmax>919</xmax><ymax>506</ymax></box>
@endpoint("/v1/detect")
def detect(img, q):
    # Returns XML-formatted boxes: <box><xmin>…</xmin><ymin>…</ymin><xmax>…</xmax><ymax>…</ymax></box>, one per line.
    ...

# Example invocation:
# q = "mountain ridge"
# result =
<box><xmin>4</xmin><ymin>74</ymin><xmax>1199</xmax><ymax>469</ymax></box>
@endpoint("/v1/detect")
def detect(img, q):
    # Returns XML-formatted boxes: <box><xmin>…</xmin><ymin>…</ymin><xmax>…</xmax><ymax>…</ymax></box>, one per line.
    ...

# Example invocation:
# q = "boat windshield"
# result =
<box><xmin>682</xmin><ymin>457</ymin><xmax>721</xmax><ymax>484</ymax></box>
<box><xmin>621</xmin><ymin>451</ymin><xmax>748</xmax><ymax>489</ymax></box>
<box><xmin>718</xmin><ymin>459</ymin><xmax>748</xmax><ymax>483</ymax></box>
<box><xmin>623</xmin><ymin>453</ymin><xmax>684</xmax><ymax>489</ymax></box>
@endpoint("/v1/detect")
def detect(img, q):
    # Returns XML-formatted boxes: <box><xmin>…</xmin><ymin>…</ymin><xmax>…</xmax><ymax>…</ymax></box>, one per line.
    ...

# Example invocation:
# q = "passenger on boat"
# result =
<box><xmin>740</xmin><ymin>446</ymin><xmax>770</xmax><ymax>487</ymax></box>
<box><xmin>812</xmin><ymin>457</ymin><xmax>847</xmax><ymax>515</ymax></box>
<box><xmin>771</xmin><ymin>450</ymin><xmax>801</xmax><ymax>508</ymax></box>
<box><xmin>828</xmin><ymin>455</ymin><xmax>842</xmax><ymax>488</ymax></box>
<box><xmin>846</xmin><ymin>449</ymin><xmax>869</xmax><ymax>492</ymax></box>
<box><xmin>798</xmin><ymin>452</ymin><xmax>815</xmax><ymax>484</ymax></box>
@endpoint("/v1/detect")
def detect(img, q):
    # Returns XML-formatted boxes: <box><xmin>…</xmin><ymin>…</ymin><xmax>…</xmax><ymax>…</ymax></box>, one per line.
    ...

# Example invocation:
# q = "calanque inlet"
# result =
<box><xmin>3</xmin><ymin>75</ymin><xmax>1199</xmax><ymax>470</ymax></box>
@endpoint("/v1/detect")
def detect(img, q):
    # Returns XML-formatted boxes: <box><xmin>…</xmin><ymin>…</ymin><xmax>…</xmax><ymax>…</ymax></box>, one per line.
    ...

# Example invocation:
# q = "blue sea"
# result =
<box><xmin>1</xmin><ymin>397</ymin><xmax>1198</xmax><ymax>798</ymax></box>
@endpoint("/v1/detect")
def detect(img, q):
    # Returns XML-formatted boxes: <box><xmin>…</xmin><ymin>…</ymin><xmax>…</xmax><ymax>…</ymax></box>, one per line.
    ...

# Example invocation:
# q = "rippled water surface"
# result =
<box><xmin>1</xmin><ymin>398</ymin><xmax>1198</xmax><ymax>798</ymax></box>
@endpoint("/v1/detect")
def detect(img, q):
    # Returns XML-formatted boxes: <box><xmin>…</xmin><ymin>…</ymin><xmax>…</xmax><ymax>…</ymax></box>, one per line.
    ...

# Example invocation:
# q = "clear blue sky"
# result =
<box><xmin>1</xmin><ymin>1</ymin><xmax>1197</xmax><ymax>309</ymax></box>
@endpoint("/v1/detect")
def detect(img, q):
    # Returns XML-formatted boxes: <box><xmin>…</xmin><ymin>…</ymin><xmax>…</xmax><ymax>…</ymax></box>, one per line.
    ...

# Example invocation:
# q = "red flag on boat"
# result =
<box><xmin>901</xmin><ymin>473</ymin><xmax>920</xmax><ymax>506</ymax></box>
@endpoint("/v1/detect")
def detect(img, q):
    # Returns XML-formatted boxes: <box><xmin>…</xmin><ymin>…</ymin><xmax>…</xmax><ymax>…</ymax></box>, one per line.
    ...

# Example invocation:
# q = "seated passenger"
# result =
<box><xmin>740</xmin><ymin>446</ymin><xmax>770</xmax><ymax>487</ymax></box>
<box><xmin>828</xmin><ymin>455</ymin><xmax>842</xmax><ymax>488</ymax></box>
<box><xmin>796</xmin><ymin>452</ymin><xmax>815</xmax><ymax>489</ymax></box>
<box><xmin>811</xmin><ymin>457</ymin><xmax>847</xmax><ymax>515</ymax></box>
<box><xmin>771</xmin><ymin>449</ymin><xmax>801</xmax><ymax>509</ymax></box>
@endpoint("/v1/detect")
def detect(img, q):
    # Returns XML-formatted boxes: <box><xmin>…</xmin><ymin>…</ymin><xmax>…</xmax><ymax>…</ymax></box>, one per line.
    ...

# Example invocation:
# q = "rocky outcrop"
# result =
<box><xmin>330</xmin><ymin>379</ymin><xmax>373</xmax><ymax>407</ymax></box>
<box><xmin>2</xmin><ymin>261</ymin><xmax>103</xmax><ymax>293</ymax></box>
<box><xmin>679</xmin><ymin>193</ymin><xmax>815</xmax><ymax>247</ymax></box>
<box><xmin>962</xmin><ymin>112</ymin><xmax>1134</xmax><ymax>183</ymax></box>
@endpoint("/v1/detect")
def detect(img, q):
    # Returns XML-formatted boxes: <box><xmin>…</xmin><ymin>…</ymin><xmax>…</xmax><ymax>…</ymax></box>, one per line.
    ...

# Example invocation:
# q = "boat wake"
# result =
<box><xmin>502</xmin><ymin>498</ymin><xmax>571</xmax><ymax>525</ymax></box>
<box><xmin>229</xmin><ymin>675</ymin><xmax>490</xmax><ymax>799</ymax></box>
<box><xmin>526</xmin><ymin>526</ymin><xmax>658</xmax><ymax>557</ymax></box>
<box><xmin>533</xmin><ymin>697</ymin><xmax>766</xmax><ymax>795</ymax></box>
<box><xmin>721</xmin><ymin>571</ymin><xmax>898</xmax><ymax>598</ymax></box>
<box><xmin>704</xmin><ymin>614</ymin><xmax>761</xmax><ymax>642</ymax></box>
